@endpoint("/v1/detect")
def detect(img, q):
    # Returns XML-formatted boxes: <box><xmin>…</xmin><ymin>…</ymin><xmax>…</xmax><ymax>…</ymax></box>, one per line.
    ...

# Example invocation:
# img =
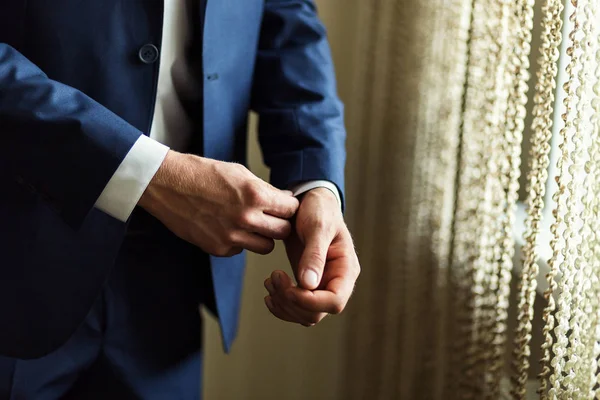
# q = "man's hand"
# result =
<box><xmin>139</xmin><ymin>150</ymin><xmax>299</xmax><ymax>256</ymax></box>
<box><xmin>263</xmin><ymin>188</ymin><xmax>360</xmax><ymax>326</ymax></box>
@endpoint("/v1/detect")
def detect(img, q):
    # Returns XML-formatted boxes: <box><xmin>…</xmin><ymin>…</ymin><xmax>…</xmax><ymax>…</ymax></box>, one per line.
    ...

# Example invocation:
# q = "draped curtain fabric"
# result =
<box><xmin>341</xmin><ymin>0</ymin><xmax>600</xmax><ymax>398</ymax></box>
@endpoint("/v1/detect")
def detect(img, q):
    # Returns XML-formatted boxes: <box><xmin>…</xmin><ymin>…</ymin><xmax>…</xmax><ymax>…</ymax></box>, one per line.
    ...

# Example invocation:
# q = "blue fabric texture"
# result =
<box><xmin>0</xmin><ymin>232</ymin><xmax>206</xmax><ymax>399</ymax></box>
<box><xmin>0</xmin><ymin>0</ymin><xmax>346</xmax><ymax>358</ymax></box>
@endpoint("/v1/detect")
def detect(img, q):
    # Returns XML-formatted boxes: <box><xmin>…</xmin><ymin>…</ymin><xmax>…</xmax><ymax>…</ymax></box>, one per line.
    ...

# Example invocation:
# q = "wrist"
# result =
<box><xmin>138</xmin><ymin>150</ymin><xmax>181</xmax><ymax>212</ymax></box>
<box><xmin>302</xmin><ymin>187</ymin><xmax>339</xmax><ymax>207</ymax></box>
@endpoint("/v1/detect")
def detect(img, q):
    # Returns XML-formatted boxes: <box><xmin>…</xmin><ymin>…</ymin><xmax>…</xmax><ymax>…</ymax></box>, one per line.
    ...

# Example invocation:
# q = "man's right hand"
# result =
<box><xmin>138</xmin><ymin>150</ymin><xmax>299</xmax><ymax>256</ymax></box>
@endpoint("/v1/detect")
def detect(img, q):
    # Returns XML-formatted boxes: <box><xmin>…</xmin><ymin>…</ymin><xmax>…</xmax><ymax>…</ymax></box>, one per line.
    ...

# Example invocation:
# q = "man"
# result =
<box><xmin>0</xmin><ymin>0</ymin><xmax>359</xmax><ymax>398</ymax></box>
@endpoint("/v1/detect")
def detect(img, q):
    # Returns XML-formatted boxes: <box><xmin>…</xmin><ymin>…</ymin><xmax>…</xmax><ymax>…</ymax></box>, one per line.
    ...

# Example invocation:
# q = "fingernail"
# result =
<box><xmin>302</xmin><ymin>270</ymin><xmax>319</xmax><ymax>288</ymax></box>
<box><xmin>264</xmin><ymin>279</ymin><xmax>275</xmax><ymax>295</ymax></box>
<box><xmin>273</xmin><ymin>272</ymin><xmax>281</xmax><ymax>288</ymax></box>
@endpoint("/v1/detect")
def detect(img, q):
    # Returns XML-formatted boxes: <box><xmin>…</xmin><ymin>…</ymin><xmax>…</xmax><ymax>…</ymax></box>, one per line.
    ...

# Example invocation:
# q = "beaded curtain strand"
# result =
<box><xmin>512</xmin><ymin>0</ymin><xmax>563</xmax><ymax>397</ymax></box>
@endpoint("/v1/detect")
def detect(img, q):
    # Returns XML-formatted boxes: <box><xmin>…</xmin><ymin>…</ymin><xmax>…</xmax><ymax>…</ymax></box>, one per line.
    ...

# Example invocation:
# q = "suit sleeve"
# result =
<box><xmin>250</xmin><ymin>0</ymin><xmax>346</xmax><ymax>209</ymax></box>
<box><xmin>0</xmin><ymin>43</ymin><xmax>143</xmax><ymax>228</ymax></box>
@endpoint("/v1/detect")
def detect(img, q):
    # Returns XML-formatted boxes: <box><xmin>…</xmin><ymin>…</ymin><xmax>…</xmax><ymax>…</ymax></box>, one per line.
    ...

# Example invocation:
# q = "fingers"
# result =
<box><xmin>263</xmin><ymin>272</ymin><xmax>297</xmax><ymax>323</ymax></box>
<box><xmin>265</xmin><ymin>296</ymin><xmax>296</xmax><ymax>323</ymax></box>
<box><xmin>264</xmin><ymin>272</ymin><xmax>293</xmax><ymax>297</ymax></box>
<box><xmin>265</xmin><ymin>294</ymin><xmax>322</xmax><ymax>327</ymax></box>
<box><xmin>238</xmin><ymin>183</ymin><xmax>297</xmax><ymax>239</ymax></box>
<box><xmin>285</xmin><ymin>274</ymin><xmax>354</xmax><ymax>315</ymax></box>
<box><xmin>242</xmin><ymin>213</ymin><xmax>292</xmax><ymax>240</ymax></box>
<box><xmin>270</xmin><ymin>270</ymin><xmax>294</xmax><ymax>292</ymax></box>
<box><xmin>285</xmin><ymin>288</ymin><xmax>346</xmax><ymax>315</ymax></box>
<box><xmin>297</xmin><ymin>227</ymin><xmax>331</xmax><ymax>290</ymax></box>
<box><xmin>274</xmin><ymin>296</ymin><xmax>323</xmax><ymax>327</ymax></box>
<box><xmin>264</xmin><ymin>278</ymin><xmax>276</xmax><ymax>295</ymax></box>
<box><xmin>285</xmin><ymin>253</ymin><xmax>357</xmax><ymax>314</ymax></box>
<box><xmin>230</xmin><ymin>231</ymin><xmax>275</xmax><ymax>255</ymax></box>
<box><xmin>264</xmin><ymin>271</ymin><xmax>327</xmax><ymax>326</ymax></box>
<box><xmin>262</xmin><ymin>187</ymin><xmax>299</xmax><ymax>219</ymax></box>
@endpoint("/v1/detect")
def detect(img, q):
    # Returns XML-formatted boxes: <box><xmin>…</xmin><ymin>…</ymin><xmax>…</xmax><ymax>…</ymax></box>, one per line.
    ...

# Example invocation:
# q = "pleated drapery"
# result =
<box><xmin>341</xmin><ymin>0</ymin><xmax>600</xmax><ymax>398</ymax></box>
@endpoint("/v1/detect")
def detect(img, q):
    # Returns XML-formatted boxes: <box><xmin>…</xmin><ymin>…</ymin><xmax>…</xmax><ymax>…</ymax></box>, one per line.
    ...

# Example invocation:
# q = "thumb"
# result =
<box><xmin>297</xmin><ymin>228</ymin><xmax>330</xmax><ymax>290</ymax></box>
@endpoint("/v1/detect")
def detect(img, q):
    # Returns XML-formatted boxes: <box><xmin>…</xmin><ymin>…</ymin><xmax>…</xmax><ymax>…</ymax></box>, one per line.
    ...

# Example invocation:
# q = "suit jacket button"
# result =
<box><xmin>138</xmin><ymin>44</ymin><xmax>159</xmax><ymax>64</ymax></box>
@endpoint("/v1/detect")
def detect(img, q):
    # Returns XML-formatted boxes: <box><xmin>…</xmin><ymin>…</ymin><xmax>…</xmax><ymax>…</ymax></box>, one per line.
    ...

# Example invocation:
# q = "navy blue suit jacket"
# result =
<box><xmin>0</xmin><ymin>0</ymin><xmax>345</xmax><ymax>359</ymax></box>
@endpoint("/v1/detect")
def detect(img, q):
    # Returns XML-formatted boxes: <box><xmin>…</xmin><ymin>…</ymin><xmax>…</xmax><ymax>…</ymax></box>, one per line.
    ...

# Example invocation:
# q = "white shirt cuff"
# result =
<box><xmin>94</xmin><ymin>135</ymin><xmax>170</xmax><ymax>222</ymax></box>
<box><xmin>291</xmin><ymin>180</ymin><xmax>341</xmax><ymax>208</ymax></box>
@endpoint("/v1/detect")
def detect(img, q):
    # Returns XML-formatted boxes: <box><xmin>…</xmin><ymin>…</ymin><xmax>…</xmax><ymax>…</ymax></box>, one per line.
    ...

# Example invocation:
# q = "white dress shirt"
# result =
<box><xmin>94</xmin><ymin>1</ymin><xmax>340</xmax><ymax>222</ymax></box>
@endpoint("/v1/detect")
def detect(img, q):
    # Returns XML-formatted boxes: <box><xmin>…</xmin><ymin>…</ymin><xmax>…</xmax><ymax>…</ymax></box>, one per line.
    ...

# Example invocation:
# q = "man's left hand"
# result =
<box><xmin>264</xmin><ymin>188</ymin><xmax>360</xmax><ymax>326</ymax></box>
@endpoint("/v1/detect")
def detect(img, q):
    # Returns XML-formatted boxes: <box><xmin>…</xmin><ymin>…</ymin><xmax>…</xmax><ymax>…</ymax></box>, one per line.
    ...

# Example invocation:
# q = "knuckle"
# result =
<box><xmin>300</xmin><ymin>216</ymin><xmax>324</xmax><ymax>234</ymax></box>
<box><xmin>312</xmin><ymin>218</ymin><xmax>328</xmax><ymax>232</ymax></box>
<box><xmin>223</xmin><ymin>231</ymin><xmax>238</xmax><ymax>246</ymax></box>
<box><xmin>354</xmin><ymin>256</ymin><xmax>362</xmax><ymax>281</ymax></box>
<box><xmin>308</xmin><ymin>220</ymin><xmax>333</xmax><ymax>239</ymax></box>
<box><xmin>228</xmin><ymin>247</ymin><xmax>243</xmax><ymax>256</ymax></box>
<box><xmin>309</xmin><ymin>251</ymin><xmax>326</xmax><ymax>266</ymax></box>
<box><xmin>256</xmin><ymin>240</ymin><xmax>275</xmax><ymax>255</ymax></box>
<box><xmin>233</xmin><ymin>163</ymin><xmax>246</xmax><ymax>172</ymax></box>
<box><xmin>283</xmin><ymin>199</ymin><xmax>299</xmax><ymax>218</ymax></box>
<box><xmin>213</xmin><ymin>245</ymin><xmax>231</xmax><ymax>257</ymax></box>
<box><xmin>211</xmin><ymin>235</ymin><xmax>242</xmax><ymax>256</ymax></box>
<box><xmin>215</xmin><ymin>246</ymin><xmax>242</xmax><ymax>257</ymax></box>
<box><xmin>243</xmin><ymin>182</ymin><xmax>263</xmax><ymax>204</ymax></box>
<box><xmin>230</xmin><ymin>163</ymin><xmax>250</xmax><ymax>177</ymax></box>
<box><xmin>354</xmin><ymin>262</ymin><xmax>362</xmax><ymax>279</ymax></box>
<box><xmin>330</xmin><ymin>299</ymin><xmax>345</xmax><ymax>315</ymax></box>
<box><xmin>237</xmin><ymin>211</ymin><xmax>254</xmax><ymax>229</ymax></box>
<box><xmin>279</xmin><ymin>221</ymin><xmax>292</xmax><ymax>237</ymax></box>
<box><xmin>264</xmin><ymin>240</ymin><xmax>276</xmax><ymax>253</ymax></box>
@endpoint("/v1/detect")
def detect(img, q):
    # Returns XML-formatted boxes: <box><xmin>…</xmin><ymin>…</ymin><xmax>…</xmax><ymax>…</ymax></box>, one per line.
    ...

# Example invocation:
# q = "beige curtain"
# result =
<box><xmin>340</xmin><ymin>0</ymin><xmax>471</xmax><ymax>398</ymax></box>
<box><xmin>342</xmin><ymin>0</ymin><xmax>600</xmax><ymax>398</ymax></box>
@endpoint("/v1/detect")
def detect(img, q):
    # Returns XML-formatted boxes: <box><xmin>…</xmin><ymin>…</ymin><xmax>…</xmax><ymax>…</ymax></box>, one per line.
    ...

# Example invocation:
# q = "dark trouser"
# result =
<box><xmin>0</xmin><ymin>211</ymin><xmax>213</xmax><ymax>399</ymax></box>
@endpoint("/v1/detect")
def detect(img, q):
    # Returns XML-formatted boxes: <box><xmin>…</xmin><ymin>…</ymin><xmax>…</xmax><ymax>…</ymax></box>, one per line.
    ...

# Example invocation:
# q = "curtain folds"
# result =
<box><xmin>342</xmin><ymin>0</ymin><xmax>600</xmax><ymax>398</ymax></box>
